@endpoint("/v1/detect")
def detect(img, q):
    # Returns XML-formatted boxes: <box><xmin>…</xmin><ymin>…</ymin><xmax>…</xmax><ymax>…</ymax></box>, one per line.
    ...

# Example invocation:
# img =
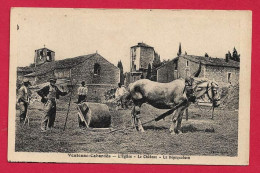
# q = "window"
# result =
<box><xmin>227</xmin><ymin>72</ymin><xmax>232</xmax><ymax>83</ymax></box>
<box><xmin>186</xmin><ymin>60</ymin><xmax>189</xmax><ymax>67</ymax></box>
<box><xmin>94</xmin><ymin>63</ymin><xmax>101</xmax><ymax>75</ymax></box>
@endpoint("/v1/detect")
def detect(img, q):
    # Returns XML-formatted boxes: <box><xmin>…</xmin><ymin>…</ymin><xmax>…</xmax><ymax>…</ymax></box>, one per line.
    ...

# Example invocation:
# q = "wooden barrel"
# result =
<box><xmin>78</xmin><ymin>102</ymin><xmax>111</xmax><ymax>128</ymax></box>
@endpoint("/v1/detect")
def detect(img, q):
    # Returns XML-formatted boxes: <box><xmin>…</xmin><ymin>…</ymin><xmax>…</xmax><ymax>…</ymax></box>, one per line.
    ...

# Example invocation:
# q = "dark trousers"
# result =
<box><xmin>77</xmin><ymin>95</ymin><xmax>86</xmax><ymax>104</ymax></box>
<box><xmin>19</xmin><ymin>101</ymin><xmax>28</xmax><ymax>123</ymax></box>
<box><xmin>41</xmin><ymin>99</ymin><xmax>56</xmax><ymax>130</ymax></box>
<box><xmin>118</xmin><ymin>97</ymin><xmax>128</xmax><ymax>109</ymax></box>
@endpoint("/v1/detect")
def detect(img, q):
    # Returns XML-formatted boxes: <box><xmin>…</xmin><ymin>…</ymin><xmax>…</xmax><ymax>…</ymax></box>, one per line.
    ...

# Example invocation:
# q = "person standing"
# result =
<box><xmin>17</xmin><ymin>79</ymin><xmax>31</xmax><ymax>124</ymax></box>
<box><xmin>115</xmin><ymin>83</ymin><xmax>128</xmax><ymax>109</ymax></box>
<box><xmin>77</xmin><ymin>81</ymin><xmax>88</xmax><ymax>103</ymax></box>
<box><xmin>37</xmin><ymin>78</ymin><xmax>69</xmax><ymax>131</ymax></box>
<box><xmin>77</xmin><ymin>81</ymin><xmax>88</xmax><ymax>128</ymax></box>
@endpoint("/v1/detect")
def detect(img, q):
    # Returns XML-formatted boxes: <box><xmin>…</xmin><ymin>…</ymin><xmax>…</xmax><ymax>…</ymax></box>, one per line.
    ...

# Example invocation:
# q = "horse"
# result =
<box><xmin>126</xmin><ymin>65</ymin><xmax>221</xmax><ymax>134</ymax></box>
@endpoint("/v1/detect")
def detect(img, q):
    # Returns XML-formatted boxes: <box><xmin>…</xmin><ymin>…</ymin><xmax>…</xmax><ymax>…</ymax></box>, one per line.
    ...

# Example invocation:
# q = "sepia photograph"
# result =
<box><xmin>8</xmin><ymin>8</ymin><xmax>251</xmax><ymax>165</ymax></box>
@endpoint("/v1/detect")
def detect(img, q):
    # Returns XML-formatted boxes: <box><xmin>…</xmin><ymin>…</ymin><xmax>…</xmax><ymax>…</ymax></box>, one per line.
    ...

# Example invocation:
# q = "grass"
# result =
<box><xmin>15</xmin><ymin>100</ymin><xmax>238</xmax><ymax>156</ymax></box>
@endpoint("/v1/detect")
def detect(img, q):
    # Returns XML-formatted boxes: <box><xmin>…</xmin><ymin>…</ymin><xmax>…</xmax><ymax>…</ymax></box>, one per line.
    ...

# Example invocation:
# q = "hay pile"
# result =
<box><xmin>221</xmin><ymin>84</ymin><xmax>239</xmax><ymax>110</ymax></box>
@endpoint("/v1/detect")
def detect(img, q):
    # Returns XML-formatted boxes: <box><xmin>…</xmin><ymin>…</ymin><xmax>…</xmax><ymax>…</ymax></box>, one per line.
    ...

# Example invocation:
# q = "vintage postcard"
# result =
<box><xmin>8</xmin><ymin>8</ymin><xmax>251</xmax><ymax>165</ymax></box>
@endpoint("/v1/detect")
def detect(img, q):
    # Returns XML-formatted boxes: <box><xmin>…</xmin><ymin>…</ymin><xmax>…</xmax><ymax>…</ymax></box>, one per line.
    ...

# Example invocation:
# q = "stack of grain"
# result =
<box><xmin>221</xmin><ymin>84</ymin><xmax>239</xmax><ymax>110</ymax></box>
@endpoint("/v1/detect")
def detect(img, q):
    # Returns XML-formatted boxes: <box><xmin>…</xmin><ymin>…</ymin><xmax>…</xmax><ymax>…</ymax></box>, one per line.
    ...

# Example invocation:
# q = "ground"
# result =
<box><xmin>15</xmin><ymin>98</ymin><xmax>238</xmax><ymax>156</ymax></box>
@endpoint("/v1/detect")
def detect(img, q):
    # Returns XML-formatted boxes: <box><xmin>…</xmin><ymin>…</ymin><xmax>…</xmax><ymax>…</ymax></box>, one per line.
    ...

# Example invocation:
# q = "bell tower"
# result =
<box><xmin>34</xmin><ymin>46</ymin><xmax>55</xmax><ymax>66</ymax></box>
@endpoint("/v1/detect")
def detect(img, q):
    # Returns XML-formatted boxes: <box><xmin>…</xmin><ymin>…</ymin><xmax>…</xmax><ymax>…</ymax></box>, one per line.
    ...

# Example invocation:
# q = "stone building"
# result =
<box><xmin>126</xmin><ymin>42</ymin><xmax>160</xmax><ymax>85</ymax></box>
<box><xmin>17</xmin><ymin>47</ymin><xmax>55</xmax><ymax>85</ymax></box>
<box><xmin>157</xmin><ymin>54</ymin><xmax>240</xmax><ymax>86</ymax></box>
<box><xmin>34</xmin><ymin>47</ymin><xmax>55</xmax><ymax>66</ymax></box>
<box><xmin>19</xmin><ymin>47</ymin><xmax>120</xmax><ymax>102</ymax></box>
<box><xmin>156</xmin><ymin>58</ymin><xmax>178</xmax><ymax>83</ymax></box>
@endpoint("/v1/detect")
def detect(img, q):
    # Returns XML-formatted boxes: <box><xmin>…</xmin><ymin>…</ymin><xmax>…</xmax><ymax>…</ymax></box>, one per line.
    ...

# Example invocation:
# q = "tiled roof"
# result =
<box><xmin>17</xmin><ymin>66</ymin><xmax>34</xmax><ymax>72</ymax></box>
<box><xmin>181</xmin><ymin>55</ymin><xmax>240</xmax><ymax>68</ymax></box>
<box><xmin>25</xmin><ymin>53</ymin><xmax>96</xmax><ymax>77</ymax></box>
<box><xmin>131</xmin><ymin>42</ymin><xmax>154</xmax><ymax>48</ymax></box>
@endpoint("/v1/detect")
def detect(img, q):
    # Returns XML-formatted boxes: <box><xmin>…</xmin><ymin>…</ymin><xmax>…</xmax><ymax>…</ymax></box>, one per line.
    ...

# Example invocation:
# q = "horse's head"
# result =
<box><xmin>190</xmin><ymin>78</ymin><xmax>221</xmax><ymax>107</ymax></box>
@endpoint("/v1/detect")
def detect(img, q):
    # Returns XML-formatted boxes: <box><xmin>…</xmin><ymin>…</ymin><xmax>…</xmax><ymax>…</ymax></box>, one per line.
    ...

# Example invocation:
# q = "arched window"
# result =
<box><xmin>94</xmin><ymin>63</ymin><xmax>101</xmax><ymax>75</ymax></box>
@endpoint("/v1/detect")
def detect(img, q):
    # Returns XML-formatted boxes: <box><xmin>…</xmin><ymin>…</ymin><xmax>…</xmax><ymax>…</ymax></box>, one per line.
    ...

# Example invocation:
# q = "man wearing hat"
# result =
<box><xmin>37</xmin><ymin>78</ymin><xmax>69</xmax><ymax>131</ymax></box>
<box><xmin>17</xmin><ymin>78</ymin><xmax>31</xmax><ymax>124</ymax></box>
<box><xmin>77</xmin><ymin>81</ymin><xmax>88</xmax><ymax>128</ymax></box>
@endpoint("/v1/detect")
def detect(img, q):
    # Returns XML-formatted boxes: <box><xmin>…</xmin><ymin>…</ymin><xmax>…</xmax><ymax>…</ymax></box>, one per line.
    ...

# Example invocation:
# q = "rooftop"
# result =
<box><xmin>157</xmin><ymin>54</ymin><xmax>240</xmax><ymax>70</ymax></box>
<box><xmin>181</xmin><ymin>54</ymin><xmax>240</xmax><ymax>68</ymax></box>
<box><xmin>17</xmin><ymin>66</ymin><xmax>34</xmax><ymax>72</ymax></box>
<box><xmin>156</xmin><ymin>57</ymin><xmax>179</xmax><ymax>70</ymax></box>
<box><xmin>131</xmin><ymin>42</ymin><xmax>154</xmax><ymax>49</ymax></box>
<box><xmin>25</xmin><ymin>53</ymin><xmax>97</xmax><ymax>77</ymax></box>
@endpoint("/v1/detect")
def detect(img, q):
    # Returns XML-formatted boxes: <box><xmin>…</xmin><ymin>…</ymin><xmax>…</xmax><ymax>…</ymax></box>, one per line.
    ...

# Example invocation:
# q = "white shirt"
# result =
<box><xmin>115</xmin><ymin>87</ymin><xmax>127</xmax><ymax>98</ymax></box>
<box><xmin>78</xmin><ymin>86</ymin><xmax>88</xmax><ymax>95</ymax></box>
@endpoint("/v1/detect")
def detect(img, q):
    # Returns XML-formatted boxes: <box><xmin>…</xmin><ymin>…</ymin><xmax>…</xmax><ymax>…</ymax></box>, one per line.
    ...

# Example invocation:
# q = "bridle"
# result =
<box><xmin>185</xmin><ymin>78</ymin><xmax>196</xmax><ymax>102</ymax></box>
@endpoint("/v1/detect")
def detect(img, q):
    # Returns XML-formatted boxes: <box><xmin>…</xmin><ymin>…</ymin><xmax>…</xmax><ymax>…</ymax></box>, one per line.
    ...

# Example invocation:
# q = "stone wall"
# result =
<box><xmin>157</xmin><ymin>60</ymin><xmax>178</xmax><ymax>83</ymax></box>
<box><xmin>70</xmin><ymin>54</ymin><xmax>119</xmax><ymax>85</ymax></box>
<box><xmin>205</xmin><ymin>65</ymin><xmax>239</xmax><ymax>86</ymax></box>
<box><xmin>36</xmin><ymin>71</ymin><xmax>55</xmax><ymax>84</ymax></box>
<box><xmin>140</xmin><ymin>47</ymin><xmax>154</xmax><ymax>69</ymax></box>
<box><xmin>178</xmin><ymin>56</ymin><xmax>205</xmax><ymax>79</ymax></box>
<box><xmin>70</xmin><ymin>54</ymin><xmax>119</xmax><ymax>102</ymax></box>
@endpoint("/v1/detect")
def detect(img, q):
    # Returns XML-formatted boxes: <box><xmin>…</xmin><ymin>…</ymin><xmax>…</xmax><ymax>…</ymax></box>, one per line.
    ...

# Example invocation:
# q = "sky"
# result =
<box><xmin>12</xmin><ymin>8</ymin><xmax>242</xmax><ymax>72</ymax></box>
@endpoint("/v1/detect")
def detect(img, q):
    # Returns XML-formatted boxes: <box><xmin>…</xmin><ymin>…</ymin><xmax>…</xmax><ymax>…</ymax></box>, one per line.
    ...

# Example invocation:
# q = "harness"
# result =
<box><xmin>185</xmin><ymin>78</ymin><xmax>196</xmax><ymax>103</ymax></box>
<box><xmin>185</xmin><ymin>79</ymin><xmax>219</xmax><ymax>107</ymax></box>
<box><xmin>206</xmin><ymin>82</ymin><xmax>219</xmax><ymax>107</ymax></box>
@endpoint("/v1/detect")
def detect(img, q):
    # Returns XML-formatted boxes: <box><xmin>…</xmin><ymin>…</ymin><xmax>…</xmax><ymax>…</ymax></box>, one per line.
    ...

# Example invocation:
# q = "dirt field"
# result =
<box><xmin>15</xmin><ymin>98</ymin><xmax>238</xmax><ymax>156</ymax></box>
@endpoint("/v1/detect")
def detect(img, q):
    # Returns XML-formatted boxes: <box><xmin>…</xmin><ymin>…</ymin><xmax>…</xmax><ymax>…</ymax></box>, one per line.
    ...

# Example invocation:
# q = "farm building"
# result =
<box><xmin>18</xmin><ymin>47</ymin><xmax>120</xmax><ymax>102</ymax></box>
<box><xmin>157</xmin><ymin>54</ymin><xmax>240</xmax><ymax>86</ymax></box>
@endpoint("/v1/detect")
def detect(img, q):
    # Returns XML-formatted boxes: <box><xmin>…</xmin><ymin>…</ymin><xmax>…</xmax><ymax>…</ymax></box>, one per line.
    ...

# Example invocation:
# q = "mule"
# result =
<box><xmin>126</xmin><ymin>66</ymin><xmax>221</xmax><ymax>134</ymax></box>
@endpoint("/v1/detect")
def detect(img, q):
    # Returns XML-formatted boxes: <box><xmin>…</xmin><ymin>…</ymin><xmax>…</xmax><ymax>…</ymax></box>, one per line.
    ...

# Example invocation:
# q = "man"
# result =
<box><xmin>77</xmin><ymin>81</ymin><xmax>88</xmax><ymax>128</ymax></box>
<box><xmin>17</xmin><ymin>79</ymin><xmax>31</xmax><ymax>124</ymax></box>
<box><xmin>37</xmin><ymin>78</ymin><xmax>69</xmax><ymax>131</ymax></box>
<box><xmin>77</xmin><ymin>81</ymin><xmax>88</xmax><ymax>103</ymax></box>
<box><xmin>115</xmin><ymin>83</ymin><xmax>128</xmax><ymax>109</ymax></box>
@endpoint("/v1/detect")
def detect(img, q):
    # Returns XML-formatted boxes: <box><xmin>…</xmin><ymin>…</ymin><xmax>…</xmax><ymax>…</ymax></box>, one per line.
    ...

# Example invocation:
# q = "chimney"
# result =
<box><xmin>225</xmin><ymin>53</ymin><xmax>229</xmax><ymax>62</ymax></box>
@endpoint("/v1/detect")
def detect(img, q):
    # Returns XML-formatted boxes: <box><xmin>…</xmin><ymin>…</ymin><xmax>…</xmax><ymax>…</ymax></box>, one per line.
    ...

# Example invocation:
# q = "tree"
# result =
<box><xmin>232</xmin><ymin>47</ymin><xmax>240</xmax><ymax>62</ymax></box>
<box><xmin>117</xmin><ymin>60</ymin><xmax>124</xmax><ymax>85</ymax></box>
<box><xmin>152</xmin><ymin>52</ymin><xmax>162</xmax><ymax>69</ymax></box>
<box><xmin>205</xmin><ymin>53</ymin><xmax>209</xmax><ymax>57</ymax></box>
<box><xmin>177</xmin><ymin>43</ymin><xmax>182</xmax><ymax>56</ymax></box>
<box><xmin>146</xmin><ymin>64</ymin><xmax>152</xmax><ymax>80</ymax></box>
<box><xmin>228</xmin><ymin>51</ymin><xmax>232</xmax><ymax>59</ymax></box>
<box><xmin>226</xmin><ymin>48</ymin><xmax>240</xmax><ymax>62</ymax></box>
